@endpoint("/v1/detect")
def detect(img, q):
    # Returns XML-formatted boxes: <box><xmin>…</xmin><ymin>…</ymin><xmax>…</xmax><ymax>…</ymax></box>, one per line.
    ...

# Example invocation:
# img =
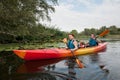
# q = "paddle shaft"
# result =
<box><xmin>71</xmin><ymin>50</ymin><xmax>78</xmax><ymax>59</ymax></box>
<box><xmin>71</xmin><ymin>50</ymin><xmax>84</xmax><ymax>68</ymax></box>
<box><xmin>64</xmin><ymin>40</ymin><xmax>84</xmax><ymax>68</ymax></box>
<box><xmin>66</xmin><ymin>43</ymin><xmax>79</xmax><ymax>60</ymax></box>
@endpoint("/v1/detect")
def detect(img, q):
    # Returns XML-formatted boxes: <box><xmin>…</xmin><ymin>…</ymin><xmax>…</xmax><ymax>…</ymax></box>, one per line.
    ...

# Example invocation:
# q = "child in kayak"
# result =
<box><xmin>79</xmin><ymin>41</ymin><xmax>86</xmax><ymax>48</ymax></box>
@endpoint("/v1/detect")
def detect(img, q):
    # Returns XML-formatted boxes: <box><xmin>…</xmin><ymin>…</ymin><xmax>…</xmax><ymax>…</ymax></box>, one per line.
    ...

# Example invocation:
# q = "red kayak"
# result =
<box><xmin>13</xmin><ymin>42</ymin><xmax>107</xmax><ymax>61</ymax></box>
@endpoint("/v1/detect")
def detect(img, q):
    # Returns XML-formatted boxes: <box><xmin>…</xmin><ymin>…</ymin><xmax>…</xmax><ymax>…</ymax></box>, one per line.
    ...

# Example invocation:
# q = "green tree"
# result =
<box><xmin>109</xmin><ymin>25</ymin><xmax>118</xmax><ymax>35</ymax></box>
<box><xmin>83</xmin><ymin>28</ymin><xmax>90</xmax><ymax>36</ymax></box>
<box><xmin>70</xmin><ymin>30</ymin><xmax>78</xmax><ymax>35</ymax></box>
<box><xmin>0</xmin><ymin>0</ymin><xmax>58</xmax><ymax>43</ymax></box>
<box><xmin>0</xmin><ymin>0</ymin><xmax>58</xmax><ymax>34</ymax></box>
<box><xmin>90</xmin><ymin>28</ymin><xmax>97</xmax><ymax>35</ymax></box>
<box><xmin>97</xmin><ymin>26</ymin><xmax>107</xmax><ymax>35</ymax></box>
<box><xmin>118</xmin><ymin>28</ymin><xmax>120</xmax><ymax>34</ymax></box>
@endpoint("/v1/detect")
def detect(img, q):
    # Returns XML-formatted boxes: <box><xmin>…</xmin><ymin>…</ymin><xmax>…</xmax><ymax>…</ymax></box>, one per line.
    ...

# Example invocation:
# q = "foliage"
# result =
<box><xmin>0</xmin><ymin>0</ymin><xmax>66</xmax><ymax>44</ymax></box>
<box><xmin>75</xmin><ymin>25</ymin><xmax>120</xmax><ymax>39</ymax></box>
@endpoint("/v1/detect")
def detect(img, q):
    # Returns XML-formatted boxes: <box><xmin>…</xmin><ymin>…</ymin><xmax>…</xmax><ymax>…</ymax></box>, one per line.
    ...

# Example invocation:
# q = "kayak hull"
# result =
<box><xmin>13</xmin><ymin>42</ymin><xmax>107</xmax><ymax>61</ymax></box>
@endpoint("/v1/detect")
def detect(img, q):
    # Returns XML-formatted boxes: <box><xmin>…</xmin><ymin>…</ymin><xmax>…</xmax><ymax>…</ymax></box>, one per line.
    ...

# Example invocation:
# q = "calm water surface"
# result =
<box><xmin>0</xmin><ymin>41</ymin><xmax>120</xmax><ymax>80</ymax></box>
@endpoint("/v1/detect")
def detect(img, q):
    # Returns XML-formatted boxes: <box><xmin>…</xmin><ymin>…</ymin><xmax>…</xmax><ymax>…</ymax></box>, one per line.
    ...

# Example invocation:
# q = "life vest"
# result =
<box><xmin>67</xmin><ymin>39</ymin><xmax>80</xmax><ymax>49</ymax></box>
<box><xmin>67</xmin><ymin>40</ymin><xmax>75</xmax><ymax>49</ymax></box>
<box><xmin>89</xmin><ymin>38</ymin><xmax>98</xmax><ymax>46</ymax></box>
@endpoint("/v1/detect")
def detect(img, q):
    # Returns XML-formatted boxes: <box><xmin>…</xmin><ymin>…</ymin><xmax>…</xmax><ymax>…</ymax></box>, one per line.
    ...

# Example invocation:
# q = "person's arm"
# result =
<box><xmin>63</xmin><ymin>38</ymin><xmax>68</xmax><ymax>48</ymax></box>
<box><xmin>96</xmin><ymin>38</ymin><xmax>102</xmax><ymax>43</ymax></box>
<box><xmin>71</xmin><ymin>40</ymin><xmax>78</xmax><ymax>51</ymax></box>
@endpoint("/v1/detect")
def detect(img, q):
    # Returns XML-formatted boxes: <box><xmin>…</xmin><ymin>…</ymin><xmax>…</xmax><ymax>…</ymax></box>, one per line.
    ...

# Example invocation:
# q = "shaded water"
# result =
<box><xmin>0</xmin><ymin>41</ymin><xmax>120</xmax><ymax>80</ymax></box>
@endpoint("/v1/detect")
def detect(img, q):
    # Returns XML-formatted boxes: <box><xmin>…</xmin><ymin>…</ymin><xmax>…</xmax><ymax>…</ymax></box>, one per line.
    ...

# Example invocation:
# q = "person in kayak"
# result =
<box><xmin>63</xmin><ymin>34</ymin><xmax>84</xmax><ymax>68</ymax></box>
<box><xmin>88</xmin><ymin>34</ymin><xmax>98</xmax><ymax>47</ymax></box>
<box><xmin>67</xmin><ymin>34</ymin><xmax>78</xmax><ymax>51</ymax></box>
<box><xmin>79</xmin><ymin>41</ymin><xmax>85</xmax><ymax>48</ymax></box>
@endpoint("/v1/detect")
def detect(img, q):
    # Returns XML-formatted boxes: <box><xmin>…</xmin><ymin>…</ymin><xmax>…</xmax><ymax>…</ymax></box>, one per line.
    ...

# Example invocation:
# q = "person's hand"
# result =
<box><xmin>70</xmin><ymin>49</ymin><xmax>75</xmax><ymax>52</ymax></box>
<box><xmin>66</xmin><ymin>48</ymin><xmax>69</xmax><ymax>50</ymax></box>
<box><xmin>62</xmin><ymin>38</ymin><xmax>67</xmax><ymax>43</ymax></box>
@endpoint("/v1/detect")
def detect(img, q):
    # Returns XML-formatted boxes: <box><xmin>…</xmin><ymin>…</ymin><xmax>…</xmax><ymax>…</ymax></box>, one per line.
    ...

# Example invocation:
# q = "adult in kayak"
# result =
<box><xmin>88</xmin><ymin>34</ymin><xmax>98</xmax><ymax>47</ymax></box>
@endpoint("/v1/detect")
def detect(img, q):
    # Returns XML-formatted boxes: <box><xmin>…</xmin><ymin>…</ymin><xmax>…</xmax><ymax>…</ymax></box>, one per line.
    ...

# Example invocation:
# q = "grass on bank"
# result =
<box><xmin>0</xmin><ymin>35</ymin><xmax>120</xmax><ymax>51</ymax></box>
<box><xmin>0</xmin><ymin>42</ymin><xmax>61</xmax><ymax>51</ymax></box>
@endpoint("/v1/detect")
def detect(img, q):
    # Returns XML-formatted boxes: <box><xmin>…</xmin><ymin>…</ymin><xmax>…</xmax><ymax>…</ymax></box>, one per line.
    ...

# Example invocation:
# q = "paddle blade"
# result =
<box><xmin>99</xmin><ymin>29</ymin><xmax>109</xmax><ymax>37</ymax></box>
<box><xmin>76</xmin><ymin>59</ymin><xmax>84</xmax><ymax>68</ymax></box>
<box><xmin>62</xmin><ymin>38</ymin><xmax>67</xmax><ymax>43</ymax></box>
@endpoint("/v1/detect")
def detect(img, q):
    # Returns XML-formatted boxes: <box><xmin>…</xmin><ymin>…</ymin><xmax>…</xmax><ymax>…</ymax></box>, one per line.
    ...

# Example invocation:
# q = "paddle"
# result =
<box><xmin>63</xmin><ymin>38</ymin><xmax>84</xmax><ymax>68</ymax></box>
<box><xmin>71</xmin><ymin>51</ymin><xmax>84</xmax><ymax>68</ymax></box>
<box><xmin>96</xmin><ymin>29</ymin><xmax>109</xmax><ymax>38</ymax></box>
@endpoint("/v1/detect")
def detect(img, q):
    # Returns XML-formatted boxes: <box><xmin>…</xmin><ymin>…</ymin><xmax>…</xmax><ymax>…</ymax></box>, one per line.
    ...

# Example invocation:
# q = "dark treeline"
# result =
<box><xmin>0</xmin><ymin>24</ymin><xmax>67</xmax><ymax>44</ymax></box>
<box><xmin>80</xmin><ymin>25</ymin><xmax>120</xmax><ymax>35</ymax></box>
<box><xmin>70</xmin><ymin>25</ymin><xmax>120</xmax><ymax>39</ymax></box>
<box><xmin>0</xmin><ymin>0</ymin><xmax>120</xmax><ymax>44</ymax></box>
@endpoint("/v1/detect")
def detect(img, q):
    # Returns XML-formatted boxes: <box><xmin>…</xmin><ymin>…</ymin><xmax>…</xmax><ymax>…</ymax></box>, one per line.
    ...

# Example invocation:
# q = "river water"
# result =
<box><xmin>0</xmin><ymin>41</ymin><xmax>120</xmax><ymax>80</ymax></box>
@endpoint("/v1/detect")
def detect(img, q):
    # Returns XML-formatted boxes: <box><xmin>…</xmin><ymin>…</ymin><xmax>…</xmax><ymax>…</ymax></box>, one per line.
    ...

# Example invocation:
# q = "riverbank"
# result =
<box><xmin>0</xmin><ymin>35</ymin><xmax>120</xmax><ymax>51</ymax></box>
<box><xmin>0</xmin><ymin>42</ymin><xmax>60</xmax><ymax>51</ymax></box>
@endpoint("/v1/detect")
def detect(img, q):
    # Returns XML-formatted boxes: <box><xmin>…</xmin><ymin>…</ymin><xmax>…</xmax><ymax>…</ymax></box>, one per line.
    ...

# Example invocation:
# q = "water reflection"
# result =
<box><xmin>0</xmin><ymin>51</ymin><xmax>111</xmax><ymax>80</ymax></box>
<box><xmin>89</xmin><ymin>53</ymin><xmax>108</xmax><ymax>71</ymax></box>
<box><xmin>47</xmin><ymin>64</ymin><xmax>56</xmax><ymax>71</ymax></box>
<box><xmin>90</xmin><ymin>54</ymin><xmax>100</xmax><ymax>64</ymax></box>
<box><xmin>17</xmin><ymin>58</ymin><xmax>64</xmax><ymax>73</ymax></box>
<box><xmin>16</xmin><ymin>58</ymin><xmax>79</xmax><ymax>80</ymax></box>
<box><xmin>65</xmin><ymin>57</ymin><xmax>77</xmax><ymax>80</ymax></box>
<box><xmin>12</xmin><ymin>59</ymin><xmax>63</xmax><ymax>80</ymax></box>
<box><xmin>84</xmin><ymin>53</ymin><xmax>110</xmax><ymax>79</ymax></box>
<box><xmin>64</xmin><ymin>55</ymin><xmax>110</xmax><ymax>80</ymax></box>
